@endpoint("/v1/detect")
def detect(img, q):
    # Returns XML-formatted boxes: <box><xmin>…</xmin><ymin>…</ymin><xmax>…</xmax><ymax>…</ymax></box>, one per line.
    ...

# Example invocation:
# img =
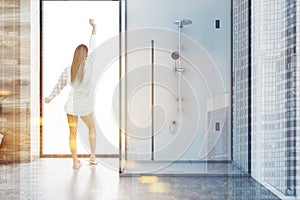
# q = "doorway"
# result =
<box><xmin>41</xmin><ymin>0</ymin><xmax>120</xmax><ymax>157</ymax></box>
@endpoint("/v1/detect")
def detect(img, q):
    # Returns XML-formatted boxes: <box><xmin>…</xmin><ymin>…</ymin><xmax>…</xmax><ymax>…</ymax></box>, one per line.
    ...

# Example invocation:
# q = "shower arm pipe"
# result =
<box><xmin>178</xmin><ymin>25</ymin><xmax>182</xmax><ymax>71</ymax></box>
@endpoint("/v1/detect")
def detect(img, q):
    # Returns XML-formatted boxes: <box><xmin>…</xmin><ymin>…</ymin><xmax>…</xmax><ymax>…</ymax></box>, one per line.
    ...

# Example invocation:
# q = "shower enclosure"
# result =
<box><xmin>118</xmin><ymin>0</ymin><xmax>242</xmax><ymax>176</ymax></box>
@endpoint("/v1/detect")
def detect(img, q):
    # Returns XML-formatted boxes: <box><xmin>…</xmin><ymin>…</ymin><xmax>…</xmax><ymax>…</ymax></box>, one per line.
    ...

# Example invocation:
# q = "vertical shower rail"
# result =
<box><xmin>178</xmin><ymin>25</ymin><xmax>183</xmax><ymax>117</ymax></box>
<box><xmin>174</xmin><ymin>19</ymin><xmax>192</xmax><ymax>117</ymax></box>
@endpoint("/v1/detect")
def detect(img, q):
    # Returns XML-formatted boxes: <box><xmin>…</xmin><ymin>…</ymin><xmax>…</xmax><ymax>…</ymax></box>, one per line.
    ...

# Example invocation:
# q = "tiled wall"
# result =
<box><xmin>232</xmin><ymin>0</ymin><xmax>251</xmax><ymax>173</ymax></box>
<box><xmin>0</xmin><ymin>0</ymin><xmax>31</xmax><ymax>163</ymax></box>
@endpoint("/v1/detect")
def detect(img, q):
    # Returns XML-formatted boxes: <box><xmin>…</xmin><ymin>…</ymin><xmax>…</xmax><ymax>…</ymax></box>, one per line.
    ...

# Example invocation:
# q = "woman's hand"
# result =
<box><xmin>89</xmin><ymin>19</ymin><xmax>96</xmax><ymax>27</ymax></box>
<box><xmin>89</xmin><ymin>19</ymin><xmax>96</xmax><ymax>35</ymax></box>
<box><xmin>44</xmin><ymin>98</ymin><xmax>51</xmax><ymax>104</ymax></box>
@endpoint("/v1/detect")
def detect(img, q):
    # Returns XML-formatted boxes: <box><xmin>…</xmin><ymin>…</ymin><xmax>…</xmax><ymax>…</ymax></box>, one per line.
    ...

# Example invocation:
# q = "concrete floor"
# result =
<box><xmin>0</xmin><ymin>158</ymin><xmax>280</xmax><ymax>200</ymax></box>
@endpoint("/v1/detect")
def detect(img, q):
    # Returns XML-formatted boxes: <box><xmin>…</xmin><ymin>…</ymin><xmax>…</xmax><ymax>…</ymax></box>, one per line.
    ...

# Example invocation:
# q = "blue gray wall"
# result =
<box><xmin>125</xmin><ymin>0</ymin><xmax>231</xmax><ymax>161</ymax></box>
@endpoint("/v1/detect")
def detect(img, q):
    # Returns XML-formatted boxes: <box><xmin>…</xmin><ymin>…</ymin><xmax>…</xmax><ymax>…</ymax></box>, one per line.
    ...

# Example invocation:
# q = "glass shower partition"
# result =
<box><xmin>119</xmin><ymin>0</ymin><xmax>243</xmax><ymax>176</ymax></box>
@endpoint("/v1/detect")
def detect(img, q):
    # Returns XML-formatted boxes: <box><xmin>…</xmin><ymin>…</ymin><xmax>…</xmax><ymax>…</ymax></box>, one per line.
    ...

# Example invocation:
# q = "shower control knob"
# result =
<box><xmin>177</xmin><ymin>68</ymin><xmax>185</xmax><ymax>72</ymax></box>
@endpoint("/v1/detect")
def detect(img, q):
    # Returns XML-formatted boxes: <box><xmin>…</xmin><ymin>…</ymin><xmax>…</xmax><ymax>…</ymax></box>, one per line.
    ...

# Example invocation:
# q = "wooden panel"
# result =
<box><xmin>0</xmin><ymin>0</ymin><xmax>31</xmax><ymax>163</ymax></box>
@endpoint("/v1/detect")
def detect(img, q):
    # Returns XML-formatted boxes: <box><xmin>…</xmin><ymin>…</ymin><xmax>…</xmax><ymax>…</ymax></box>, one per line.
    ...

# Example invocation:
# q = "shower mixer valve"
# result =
<box><xmin>174</xmin><ymin>66</ymin><xmax>185</xmax><ymax>72</ymax></box>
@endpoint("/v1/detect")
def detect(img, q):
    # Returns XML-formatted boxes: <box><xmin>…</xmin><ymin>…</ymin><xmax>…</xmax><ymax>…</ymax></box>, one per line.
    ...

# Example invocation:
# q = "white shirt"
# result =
<box><xmin>48</xmin><ymin>34</ymin><xmax>96</xmax><ymax>116</ymax></box>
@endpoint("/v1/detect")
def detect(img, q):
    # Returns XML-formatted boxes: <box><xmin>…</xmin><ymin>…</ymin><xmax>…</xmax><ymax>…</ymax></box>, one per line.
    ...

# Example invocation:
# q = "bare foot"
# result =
<box><xmin>89</xmin><ymin>155</ymin><xmax>97</xmax><ymax>165</ymax></box>
<box><xmin>73</xmin><ymin>160</ymin><xmax>82</xmax><ymax>169</ymax></box>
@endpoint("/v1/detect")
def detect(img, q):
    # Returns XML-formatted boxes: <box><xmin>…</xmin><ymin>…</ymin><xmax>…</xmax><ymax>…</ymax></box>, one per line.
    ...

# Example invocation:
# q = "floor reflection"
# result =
<box><xmin>0</xmin><ymin>158</ymin><xmax>280</xmax><ymax>200</ymax></box>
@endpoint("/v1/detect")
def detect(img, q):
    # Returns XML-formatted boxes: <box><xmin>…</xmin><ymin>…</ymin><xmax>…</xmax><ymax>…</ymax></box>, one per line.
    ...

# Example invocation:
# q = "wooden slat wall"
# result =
<box><xmin>0</xmin><ymin>0</ymin><xmax>31</xmax><ymax>163</ymax></box>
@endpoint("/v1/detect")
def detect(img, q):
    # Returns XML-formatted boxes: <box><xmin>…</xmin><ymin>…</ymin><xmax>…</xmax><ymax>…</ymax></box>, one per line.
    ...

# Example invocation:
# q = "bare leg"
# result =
<box><xmin>80</xmin><ymin>114</ymin><xmax>96</xmax><ymax>161</ymax></box>
<box><xmin>67</xmin><ymin>114</ymin><xmax>81</xmax><ymax>168</ymax></box>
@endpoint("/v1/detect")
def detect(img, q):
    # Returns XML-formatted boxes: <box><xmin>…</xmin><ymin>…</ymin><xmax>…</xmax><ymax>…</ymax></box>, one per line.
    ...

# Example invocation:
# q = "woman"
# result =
<box><xmin>44</xmin><ymin>19</ymin><xmax>97</xmax><ymax>169</ymax></box>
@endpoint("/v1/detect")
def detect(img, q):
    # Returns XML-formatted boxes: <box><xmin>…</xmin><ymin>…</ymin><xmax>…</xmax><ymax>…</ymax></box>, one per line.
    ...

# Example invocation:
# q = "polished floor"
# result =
<box><xmin>122</xmin><ymin>160</ymin><xmax>245</xmax><ymax>175</ymax></box>
<box><xmin>0</xmin><ymin>158</ymin><xmax>280</xmax><ymax>200</ymax></box>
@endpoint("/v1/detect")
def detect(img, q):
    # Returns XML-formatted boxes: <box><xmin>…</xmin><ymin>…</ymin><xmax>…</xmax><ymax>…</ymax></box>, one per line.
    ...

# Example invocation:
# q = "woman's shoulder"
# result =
<box><xmin>84</xmin><ymin>55</ymin><xmax>95</xmax><ymax>70</ymax></box>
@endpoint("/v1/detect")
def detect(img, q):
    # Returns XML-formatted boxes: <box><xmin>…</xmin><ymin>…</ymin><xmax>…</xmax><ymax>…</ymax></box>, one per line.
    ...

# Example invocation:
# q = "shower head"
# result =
<box><xmin>174</xmin><ymin>19</ymin><xmax>192</xmax><ymax>28</ymax></box>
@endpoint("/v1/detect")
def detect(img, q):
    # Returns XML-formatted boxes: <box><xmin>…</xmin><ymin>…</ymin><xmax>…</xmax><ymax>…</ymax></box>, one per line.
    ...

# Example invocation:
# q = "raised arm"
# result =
<box><xmin>89</xmin><ymin>19</ymin><xmax>97</xmax><ymax>52</ymax></box>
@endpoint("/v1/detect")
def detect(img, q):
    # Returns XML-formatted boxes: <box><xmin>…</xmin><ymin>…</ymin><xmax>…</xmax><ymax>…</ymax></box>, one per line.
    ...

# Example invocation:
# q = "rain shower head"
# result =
<box><xmin>174</xmin><ymin>19</ymin><xmax>192</xmax><ymax>28</ymax></box>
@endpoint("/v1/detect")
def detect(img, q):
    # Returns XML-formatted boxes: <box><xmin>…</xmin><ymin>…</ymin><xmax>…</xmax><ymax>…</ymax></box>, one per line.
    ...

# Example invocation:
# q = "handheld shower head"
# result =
<box><xmin>171</xmin><ymin>51</ymin><xmax>180</xmax><ymax>60</ymax></box>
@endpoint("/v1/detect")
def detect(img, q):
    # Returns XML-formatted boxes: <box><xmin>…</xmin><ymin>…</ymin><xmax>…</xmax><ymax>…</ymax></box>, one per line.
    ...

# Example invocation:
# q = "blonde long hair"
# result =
<box><xmin>71</xmin><ymin>44</ymin><xmax>88</xmax><ymax>85</ymax></box>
